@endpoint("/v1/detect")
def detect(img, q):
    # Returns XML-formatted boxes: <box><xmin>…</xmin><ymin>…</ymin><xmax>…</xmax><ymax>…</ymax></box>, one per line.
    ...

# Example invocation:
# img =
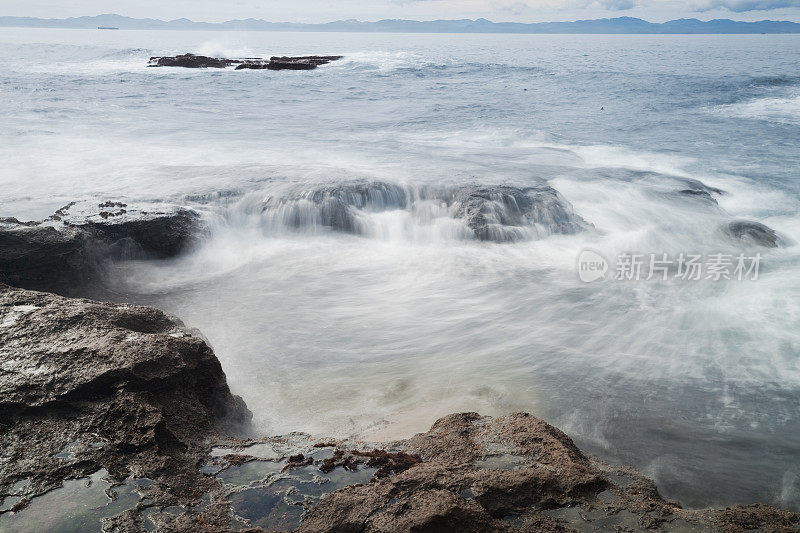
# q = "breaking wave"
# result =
<box><xmin>227</xmin><ymin>181</ymin><xmax>590</xmax><ymax>243</ymax></box>
<box><xmin>714</xmin><ymin>92</ymin><xmax>800</xmax><ymax>125</ymax></box>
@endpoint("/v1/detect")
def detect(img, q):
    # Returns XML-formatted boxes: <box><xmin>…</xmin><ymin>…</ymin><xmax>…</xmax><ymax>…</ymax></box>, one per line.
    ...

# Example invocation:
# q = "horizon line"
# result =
<box><xmin>2</xmin><ymin>13</ymin><xmax>799</xmax><ymax>32</ymax></box>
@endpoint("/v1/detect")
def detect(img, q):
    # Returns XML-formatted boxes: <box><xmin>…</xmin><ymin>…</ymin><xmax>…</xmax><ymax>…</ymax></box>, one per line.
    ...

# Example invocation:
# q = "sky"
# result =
<box><xmin>2</xmin><ymin>0</ymin><xmax>800</xmax><ymax>23</ymax></box>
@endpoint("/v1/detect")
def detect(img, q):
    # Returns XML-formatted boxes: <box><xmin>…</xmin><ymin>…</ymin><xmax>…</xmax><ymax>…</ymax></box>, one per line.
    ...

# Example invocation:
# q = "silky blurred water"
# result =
<box><xmin>1</xmin><ymin>28</ymin><xmax>799</xmax><ymax>510</ymax></box>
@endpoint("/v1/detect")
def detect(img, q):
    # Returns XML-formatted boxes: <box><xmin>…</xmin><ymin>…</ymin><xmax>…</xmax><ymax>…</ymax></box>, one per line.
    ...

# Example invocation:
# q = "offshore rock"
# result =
<box><xmin>148</xmin><ymin>54</ymin><xmax>235</xmax><ymax>68</ymax></box>
<box><xmin>259</xmin><ymin>181</ymin><xmax>591</xmax><ymax>242</ymax></box>
<box><xmin>262</xmin><ymin>181</ymin><xmax>408</xmax><ymax>234</ymax></box>
<box><xmin>265</xmin><ymin>56</ymin><xmax>344</xmax><ymax>70</ymax></box>
<box><xmin>149</xmin><ymin>54</ymin><xmax>343</xmax><ymax>70</ymax></box>
<box><xmin>451</xmin><ymin>185</ymin><xmax>592</xmax><ymax>242</ymax></box>
<box><xmin>724</xmin><ymin>220</ymin><xmax>780</xmax><ymax>248</ymax></box>
<box><xmin>0</xmin><ymin>201</ymin><xmax>202</xmax><ymax>294</ymax></box>
<box><xmin>0</xmin><ymin>284</ymin><xmax>251</xmax><ymax>526</ymax></box>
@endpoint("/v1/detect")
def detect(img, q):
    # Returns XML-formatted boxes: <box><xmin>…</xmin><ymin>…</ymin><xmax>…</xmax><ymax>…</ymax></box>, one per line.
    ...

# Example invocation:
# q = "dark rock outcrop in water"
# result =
<box><xmin>238</xmin><ymin>56</ymin><xmax>345</xmax><ymax>70</ymax></box>
<box><xmin>673</xmin><ymin>178</ymin><xmax>725</xmax><ymax>207</ymax></box>
<box><xmin>60</xmin><ymin>201</ymin><xmax>201</xmax><ymax>258</ymax></box>
<box><xmin>148</xmin><ymin>53</ymin><xmax>235</xmax><ymax>68</ymax></box>
<box><xmin>0</xmin><ymin>219</ymin><xmax>94</xmax><ymax>295</ymax></box>
<box><xmin>0</xmin><ymin>201</ymin><xmax>201</xmax><ymax>294</ymax></box>
<box><xmin>452</xmin><ymin>185</ymin><xmax>591</xmax><ymax>242</ymax></box>
<box><xmin>261</xmin><ymin>181</ymin><xmax>591</xmax><ymax>242</ymax></box>
<box><xmin>148</xmin><ymin>53</ymin><xmax>343</xmax><ymax>70</ymax></box>
<box><xmin>263</xmin><ymin>181</ymin><xmax>408</xmax><ymax>233</ymax></box>
<box><xmin>0</xmin><ymin>284</ymin><xmax>250</xmax><ymax>528</ymax></box>
<box><xmin>680</xmin><ymin>178</ymin><xmax>725</xmax><ymax>197</ymax></box>
<box><xmin>724</xmin><ymin>220</ymin><xmax>781</xmax><ymax>248</ymax></box>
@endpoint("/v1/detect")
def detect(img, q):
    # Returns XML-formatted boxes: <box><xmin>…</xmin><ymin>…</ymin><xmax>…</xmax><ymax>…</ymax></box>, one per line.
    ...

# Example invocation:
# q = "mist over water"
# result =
<box><xmin>2</xmin><ymin>28</ymin><xmax>800</xmax><ymax>510</ymax></box>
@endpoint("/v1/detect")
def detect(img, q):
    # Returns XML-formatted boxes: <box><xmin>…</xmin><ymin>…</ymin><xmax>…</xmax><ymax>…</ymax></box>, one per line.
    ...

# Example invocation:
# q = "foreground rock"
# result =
<box><xmin>0</xmin><ymin>297</ymin><xmax>796</xmax><ymax>533</ymax></box>
<box><xmin>0</xmin><ymin>284</ymin><xmax>250</xmax><ymax>530</ymax></box>
<box><xmin>6</xmin><ymin>396</ymin><xmax>796</xmax><ymax>531</ymax></box>
<box><xmin>0</xmin><ymin>201</ymin><xmax>201</xmax><ymax>294</ymax></box>
<box><xmin>148</xmin><ymin>53</ymin><xmax>343</xmax><ymax>70</ymax></box>
<box><xmin>296</xmin><ymin>413</ymin><xmax>800</xmax><ymax>533</ymax></box>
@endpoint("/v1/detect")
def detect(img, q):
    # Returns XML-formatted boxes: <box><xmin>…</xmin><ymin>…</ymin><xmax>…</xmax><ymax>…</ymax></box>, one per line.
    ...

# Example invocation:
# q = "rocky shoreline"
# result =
<box><xmin>0</xmin><ymin>195</ymin><xmax>797</xmax><ymax>532</ymax></box>
<box><xmin>0</xmin><ymin>289</ymin><xmax>797</xmax><ymax>532</ymax></box>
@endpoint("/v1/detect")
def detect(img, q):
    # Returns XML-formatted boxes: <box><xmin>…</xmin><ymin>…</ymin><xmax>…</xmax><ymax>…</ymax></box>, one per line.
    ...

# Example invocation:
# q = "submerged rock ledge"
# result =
<box><xmin>261</xmin><ymin>181</ymin><xmax>593</xmax><ymax>243</ymax></box>
<box><xmin>0</xmin><ymin>286</ymin><xmax>797</xmax><ymax>532</ymax></box>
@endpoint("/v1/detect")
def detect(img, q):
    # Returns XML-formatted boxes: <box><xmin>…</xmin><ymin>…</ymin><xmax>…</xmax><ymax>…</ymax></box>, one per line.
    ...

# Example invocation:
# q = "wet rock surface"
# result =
<box><xmin>0</xmin><ymin>284</ymin><xmax>251</xmax><ymax>531</ymax></box>
<box><xmin>57</xmin><ymin>200</ymin><xmax>202</xmax><ymax>258</ymax></box>
<box><xmin>0</xmin><ymin>201</ymin><xmax>201</xmax><ymax>294</ymax></box>
<box><xmin>148</xmin><ymin>53</ymin><xmax>236</xmax><ymax>68</ymax></box>
<box><xmin>0</xmin><ymin>219</ymin><xmax>95</xmax><ymax>295</ymax></box>
<box><xmin>263</xmin><ymin>181</ymin><xmax>408</xmax><ymax>234</ymax></box>
<box><xmin>451</xmin><ymin>185</ymin><xmax>591</xmax><ymax>242</ymax></box>
<box><xmin>260</xmin><ymin>181</ymin><xmax>592</xmax><ymax>242</ymax></box>
<box><xmin>148</xmin><ymin>53</ymin><xmax>343</xmax><ymax>70</ymax></box>
<box><xmin>298</xmin><ymin>413</ymin><xmax>800</xmax><ymax>533</ymax></box>
<box><xmin>724</xmin><ymin>220</ymin><xmax>781</xmax><ymax>248</ymax></box>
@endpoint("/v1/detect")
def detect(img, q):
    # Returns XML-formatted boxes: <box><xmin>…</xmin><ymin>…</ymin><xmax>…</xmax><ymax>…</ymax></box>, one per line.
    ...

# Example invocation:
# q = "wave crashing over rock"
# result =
<box><xmin>258</xmin><ymin>181</ymin><xmax>592</xmax><ymax>243</ymax></box>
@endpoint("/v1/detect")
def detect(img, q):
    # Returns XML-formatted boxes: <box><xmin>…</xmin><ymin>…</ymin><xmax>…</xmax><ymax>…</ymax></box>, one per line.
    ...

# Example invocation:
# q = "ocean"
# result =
<box><xmin>1</xmin><ymin>27</ymin><xmax>799</xmax><ymax>511</ymax></box>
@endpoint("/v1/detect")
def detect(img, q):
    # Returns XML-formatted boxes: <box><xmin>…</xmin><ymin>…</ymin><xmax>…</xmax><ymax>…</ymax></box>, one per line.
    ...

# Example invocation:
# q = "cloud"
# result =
<box><xmin>597</xmin><ymin>0</ymin><xmax>637</xmax><ymax>10</ymax></box>
<box><xmin>692</xmin><ymin>0</ymin><xmax>800</xmax><ymax>10</ymax></box>
<box><xmin>492</xmin><ymin>1</ymin><xmax>533</xmax><ymax>15</ymax></box>
<box><xmin>491</xmin><ymin>0</ymin><xmax>636</xmax><ymax>12</ymax></box>
<box><xmin>389</xmin><ymin>0</ymin><xmax>444</xmax><ymax>5</ymax></box>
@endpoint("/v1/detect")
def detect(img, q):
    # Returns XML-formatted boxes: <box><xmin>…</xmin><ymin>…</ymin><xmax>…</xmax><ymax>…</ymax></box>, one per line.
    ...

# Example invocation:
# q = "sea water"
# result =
<box><xmin>1</xmin><ymin>28</ymin><xmax>799</xmax><ymax>510</ymax></box>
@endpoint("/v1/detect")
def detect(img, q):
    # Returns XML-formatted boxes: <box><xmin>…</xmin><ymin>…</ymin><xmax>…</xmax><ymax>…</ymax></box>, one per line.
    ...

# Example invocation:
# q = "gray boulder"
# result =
<box><xmin>56</xmin><ymin>200</ymin><xmax>202</xmax><ymax>258</ymax></box>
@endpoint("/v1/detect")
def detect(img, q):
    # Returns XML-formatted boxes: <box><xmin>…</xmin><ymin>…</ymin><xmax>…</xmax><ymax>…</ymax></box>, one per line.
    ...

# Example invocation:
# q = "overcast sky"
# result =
<box><xmin>3</xmin><ymin>0</ymin><xmax>800</xmax><ymax>23</ymax></box>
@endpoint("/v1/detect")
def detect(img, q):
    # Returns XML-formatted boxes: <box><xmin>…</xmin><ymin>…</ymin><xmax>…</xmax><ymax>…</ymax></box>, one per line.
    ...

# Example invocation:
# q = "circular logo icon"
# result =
<box><xmin>577</xmin><ymin>249</ymin><xmax>608</xmax><ymax>283</ymax></box>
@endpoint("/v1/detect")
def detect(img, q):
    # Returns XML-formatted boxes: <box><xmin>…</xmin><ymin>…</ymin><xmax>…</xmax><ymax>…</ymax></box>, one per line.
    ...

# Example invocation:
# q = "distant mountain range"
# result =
<box><xmin>1</xmin><ymin>14</ymin><xmax>799</xmax><ymax>33</ymax></box>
